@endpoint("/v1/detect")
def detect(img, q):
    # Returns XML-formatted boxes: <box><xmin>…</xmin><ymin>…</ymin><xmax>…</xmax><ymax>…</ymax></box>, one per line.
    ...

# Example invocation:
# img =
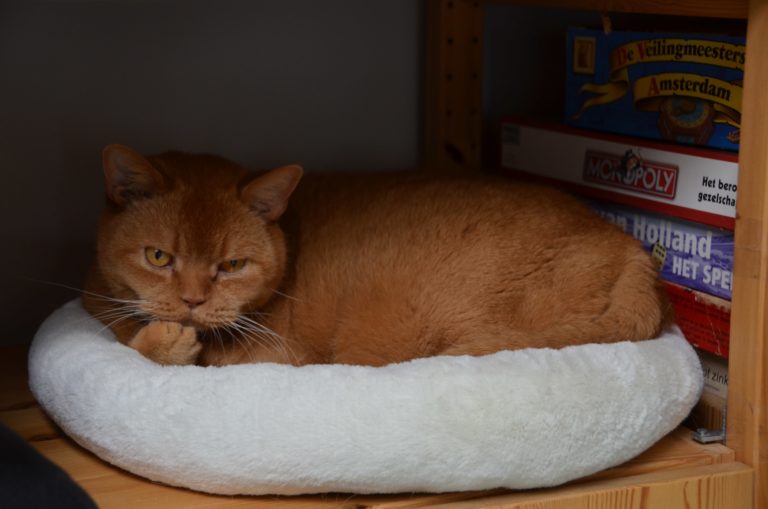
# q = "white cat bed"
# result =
<box><xmin>29</xmin><ymin>299</ymin><xmax>702</xmax><ymax>496</ymax></box>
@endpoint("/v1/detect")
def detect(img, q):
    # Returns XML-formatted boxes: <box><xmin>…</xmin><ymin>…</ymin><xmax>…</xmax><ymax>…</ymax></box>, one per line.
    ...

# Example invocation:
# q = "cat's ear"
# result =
<box><xmin>240</xmin><ymin>165</ymin><xmax>303</xmax><ymax>221</ymax></box>
<box><xmin>102</xmin><ymin>144</ymin><xmax>166</xmax><ymax>206</ymax></box>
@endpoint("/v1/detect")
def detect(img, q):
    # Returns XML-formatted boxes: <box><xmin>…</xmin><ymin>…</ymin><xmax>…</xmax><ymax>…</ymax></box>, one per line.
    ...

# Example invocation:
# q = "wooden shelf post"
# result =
<box><xmin>423</xmin><ymin>0</ymin><xmax>484</xmax><ymax>172</ymax></box>
<box><xmin>727</xmin><ymin>0</ymin><xmax>768</xmax><ymax>506</ymax></box>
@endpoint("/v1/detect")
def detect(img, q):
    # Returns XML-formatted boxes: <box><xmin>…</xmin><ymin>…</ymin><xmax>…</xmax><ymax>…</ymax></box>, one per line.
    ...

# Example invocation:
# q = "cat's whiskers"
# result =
<box><xmin>270</xmin><ymin>288</ymin><xmax>300</xmax><ymax>302</ymax></box>
<box><xmin>93</xmin><ymin>308</ymin><xmax>151</xmax><ymax>337</ymax></box>
<box><xmin>89</xmin><ymin>308</ymin><xmax>142</xmax><ymax>324</ymax></box>
<box><xmin>203</xmin><ymin>325</ymin><xmax>222</xmax><ymax>358</ymax></box>
<box><xmin>215</xmin><ymin>326</ymin><xmax>232</xmax><ymax>358</ymax></box>
<box><xmin>74</xmin><ymin>303</ymin><xmax>151</xmax><ymax>330</ymax></box>
<box><xmin>85</xmin><ymin>293</ymin><xmax>147</xmax><ymax>307</ymax></box>
<box><xmin>26</xmin><ymin>278</ymin><xmax>153</xmax><ymax>334</ymax></box>
<box><xmin>197</xmin><ymin>318</ymin><xmax>258</xmax><ymax>363</ymax></box>
<box><xmin>236</xmin><ymin>315</ymin><xmax>282</xmax><ymax>339</ymax></box>
<box><xmin>242</xmin><ymin>310</ymin><xmax>272</xmax><ymax>318</ymax></box>
<box><xmin>24</xmin><ymin>278</ymin><xmax>146</xmax><ymax>307</ymax></box>
<box><xmin>230</xmin><ymin>330</ymin><xmax>260</xmax><ymax>363</ymax></box>
<box><xmin>88</xmin><ymin>301</ymin><xmax>150</xmax><ymax>318</ymax></box>
<box><xmin>223</xmin><ymin>320</ymin><xmax>269</xmax><ymax>359</ymax></box>
<box><xmin>210</xmin><ymin>321</ymin><xmax>260</xmax><ymax>363</ymax></box>
<box><xmin>230</xmin><ymin>316</ymin><xmax>297</xmax><ymax>364</ymax></box>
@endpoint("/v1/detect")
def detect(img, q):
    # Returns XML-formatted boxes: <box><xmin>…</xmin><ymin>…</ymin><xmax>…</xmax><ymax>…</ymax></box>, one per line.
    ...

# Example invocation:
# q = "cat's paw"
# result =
<box><xmin>129</xmin><ymin>321</ymin><xmax>202</xmax><ymax>365</ymax></box>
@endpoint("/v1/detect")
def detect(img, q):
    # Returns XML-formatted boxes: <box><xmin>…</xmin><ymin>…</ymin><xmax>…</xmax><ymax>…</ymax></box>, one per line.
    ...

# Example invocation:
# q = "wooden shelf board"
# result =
<box><xmin>22</xmin><ymin>435</ymin><xmax>752</xmax><ymax>509</ymax></box>
<box><xmin>416</xmin><ymin>462</ymin><xmax>754</xmax><ymax>509</ymax></box>
<box><xmin>28</xmin><ymin>438</ymin><xmax>508</xmax><ymax>509</ymax></box>
<box><xmin>484</xmin><ymin>0</ymin><xmax>748</xmax><ymax>19</ymax></box>
<box><xmin>0</xmin><ymin>406</ymin><xmax>60</xmax><ymax>442</ymax></box>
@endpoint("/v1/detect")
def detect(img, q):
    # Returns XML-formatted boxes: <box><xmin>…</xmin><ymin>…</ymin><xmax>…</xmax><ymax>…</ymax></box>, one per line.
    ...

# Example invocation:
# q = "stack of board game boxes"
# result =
<box><xmin>500</xmin><ymin>27</ymin><xmax>744</xmax><ymax>435</ymax></box>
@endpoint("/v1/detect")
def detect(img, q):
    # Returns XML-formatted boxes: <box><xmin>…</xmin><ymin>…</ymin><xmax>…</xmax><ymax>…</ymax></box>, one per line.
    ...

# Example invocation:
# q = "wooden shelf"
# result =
<box><xmin>5</xmin><ymin>2</ymin><xmax>764</xmax><ymax>507</ymax></box>
<box><xmin>425</xmin><ymin>0</ymin><xmax>766</xmax><ymax>506</ymax></box>
<box><xmin>1</xmin><ymin>345</ymin><xmax>753</xmax><ymax>508</ymax></box>
<box><xmin>485</xmin><ymin>0</ymin><xmax>748</xmax><ymax>19</ymax></box>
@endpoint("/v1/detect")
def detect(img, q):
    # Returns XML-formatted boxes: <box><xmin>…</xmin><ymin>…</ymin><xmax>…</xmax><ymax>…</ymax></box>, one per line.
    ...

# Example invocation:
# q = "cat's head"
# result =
<box><xmin>95</xmin><ymin>144</ymin><xmax>302</xmax><ymax>331</ymax></box>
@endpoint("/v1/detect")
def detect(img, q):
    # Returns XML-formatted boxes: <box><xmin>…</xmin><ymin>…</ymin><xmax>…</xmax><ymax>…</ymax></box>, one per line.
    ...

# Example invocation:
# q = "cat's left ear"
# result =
<box><xmin>240</xmin><ymin>165</ymin><xmax>303</xmax><ymax>221</ymax></box>
<box><xmin>102</xmin><ymin>144</ymin><xmax>167</xmax><ymax>206</ymax></box>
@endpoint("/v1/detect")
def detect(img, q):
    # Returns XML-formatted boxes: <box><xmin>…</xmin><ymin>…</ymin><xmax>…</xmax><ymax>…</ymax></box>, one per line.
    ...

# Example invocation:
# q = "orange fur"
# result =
<box><xmin>84</xmin><ymin>146</ymin><xmax>669</xmax><ymax>366</ymax></box>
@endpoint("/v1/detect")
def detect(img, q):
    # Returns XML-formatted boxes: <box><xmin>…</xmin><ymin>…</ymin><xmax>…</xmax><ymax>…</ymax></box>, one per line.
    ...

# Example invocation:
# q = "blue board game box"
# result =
<box><xmin>565</xmin><ymin>28</ymin><xmax>745</xmax><ymax>151</ymax></box>
<box><xmin>588</xmin><ymin>200</ymin><xmax>734</xmax><ymax>300</ymax></box>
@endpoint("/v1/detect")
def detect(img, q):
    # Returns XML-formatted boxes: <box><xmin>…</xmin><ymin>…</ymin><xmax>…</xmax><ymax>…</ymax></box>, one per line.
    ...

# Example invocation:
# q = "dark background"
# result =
<box><xmin>1</xmin><ymin>0</ymin><xmax>423</xmax><ymax>343</ymax></box>
<box><xmin>0</xmin><ymin>0</ymin><xmax>619</xmax><ymax>345</ymax></box>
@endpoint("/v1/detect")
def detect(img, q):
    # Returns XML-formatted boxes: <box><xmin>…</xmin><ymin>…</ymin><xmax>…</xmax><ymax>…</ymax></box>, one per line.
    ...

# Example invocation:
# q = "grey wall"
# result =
<box><xmin>484</xmin><ymin>5</ymin><xmax>597</xmax><ymax>121</ymax></box>
<box><xmin>483</xmin><ymin>5</ymin><xmax>608</xmax><ymax>168</ymax></box>
<box><xmin>1</xmin><ymin>0</ymin><xmax>421</xmax><ymax>344</ymax></box>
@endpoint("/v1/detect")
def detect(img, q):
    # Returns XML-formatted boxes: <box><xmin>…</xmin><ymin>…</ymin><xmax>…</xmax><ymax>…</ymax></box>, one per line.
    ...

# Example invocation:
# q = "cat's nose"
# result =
<box><xmin>182</xmin><ymin>297</ymin><xmax>207</xmax><ymax>309</ymax></box>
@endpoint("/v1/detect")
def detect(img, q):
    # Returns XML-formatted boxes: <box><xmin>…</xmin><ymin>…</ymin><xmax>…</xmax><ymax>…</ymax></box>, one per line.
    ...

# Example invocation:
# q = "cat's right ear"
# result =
<box><xmin>102</xmin><ymin>144</ymin><xmax>166</xmax><ymax>206</ymax></box>
<box><xmin>240</xmin><ymin>165</ymin><xmax>303</xmax><ymax>221</ymax></box>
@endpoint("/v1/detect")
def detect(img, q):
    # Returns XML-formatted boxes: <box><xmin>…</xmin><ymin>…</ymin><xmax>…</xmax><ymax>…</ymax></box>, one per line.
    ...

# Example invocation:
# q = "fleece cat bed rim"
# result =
<box><xmin>29</xmin><ymin>299</ymin><xmax>703</xmax><ymax>496</ymax></box>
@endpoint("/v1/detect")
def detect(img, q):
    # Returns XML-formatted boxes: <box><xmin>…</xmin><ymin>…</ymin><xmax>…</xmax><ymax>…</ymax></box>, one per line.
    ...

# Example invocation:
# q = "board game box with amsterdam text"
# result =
<box><xmin>566</xmin><ymin>28</ymin><xmax>745</xmax><ymax>151</ymax></box>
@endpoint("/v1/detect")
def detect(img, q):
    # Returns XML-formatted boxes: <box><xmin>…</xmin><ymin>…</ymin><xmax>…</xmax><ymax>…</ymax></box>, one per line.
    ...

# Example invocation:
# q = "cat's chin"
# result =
<box><xmin>179</xmin><ymin>318</ymin><xmax>201</xmax><ymax>329</ymax></box>
<box><xmin>138</xmin><ymin>316</ymin><xmax>219</xmax><ymax>336</ymax></box>
<box><xmin>196</xmin><ymin>327</ymin><xmax>234</xmax><ymax>343</ymax></box>
<box><xmin>179</xmin><ymin>319</ymin><xmax>219</xmax><ymax>332</ymax></box>
<box><xmin>147</xmin><ymin>312</ymin><xmax>234</xmax><ymax>332</ymax></box>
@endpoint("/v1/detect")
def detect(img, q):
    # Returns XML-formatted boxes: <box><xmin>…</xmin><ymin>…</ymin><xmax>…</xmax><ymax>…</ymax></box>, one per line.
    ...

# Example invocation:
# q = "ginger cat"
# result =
<box><xmin>83</xmin><ymin>144</ymin><xmax>668</xmax><ymax>367</ymax></box>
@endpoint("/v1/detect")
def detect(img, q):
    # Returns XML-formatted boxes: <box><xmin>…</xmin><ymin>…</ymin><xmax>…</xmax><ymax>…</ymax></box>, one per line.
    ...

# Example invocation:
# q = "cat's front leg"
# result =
<box><xmin>128</xmin><ymin>321</ymin><xmax>202</xmax><ymax>366</ymax></box>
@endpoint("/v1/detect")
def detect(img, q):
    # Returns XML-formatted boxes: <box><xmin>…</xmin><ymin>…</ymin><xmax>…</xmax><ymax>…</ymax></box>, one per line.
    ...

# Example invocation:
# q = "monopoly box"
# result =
<box><xmin>589</xmin><ymin>201</ymin><xmax>733</xmax><ymax>300</ymax></box>
<box><xmin>500</xmin><ymin>118</ymin><xmax>739</xmax><ymax>229</ymax></box>
<box><xmin>566</xmin><ymin>28</ymin><xmax>745</xmax><ymax>151</ymax></box>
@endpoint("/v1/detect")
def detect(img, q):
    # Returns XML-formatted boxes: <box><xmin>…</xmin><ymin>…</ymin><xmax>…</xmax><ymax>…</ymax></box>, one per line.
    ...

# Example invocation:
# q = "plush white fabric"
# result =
<box><xmin>29</xmin><ymin>299</ymin><xmax>702</xmax><ymax>496</ymax></box>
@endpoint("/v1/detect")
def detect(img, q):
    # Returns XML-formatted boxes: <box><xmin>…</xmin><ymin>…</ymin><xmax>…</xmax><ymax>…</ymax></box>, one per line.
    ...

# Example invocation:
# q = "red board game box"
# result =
<box><xmin>665</xmin><ymin>281</ymin><xmax>730</xmax><ymax>358</ymax></box>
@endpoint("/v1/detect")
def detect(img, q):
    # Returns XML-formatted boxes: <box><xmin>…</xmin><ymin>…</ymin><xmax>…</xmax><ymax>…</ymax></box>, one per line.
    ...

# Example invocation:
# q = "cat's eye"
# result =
<box><xmin>145</xmin><ymin>247</ymin><xmax>174</xmax><ymax>267</ymax></box>
<box><xmin>219</xmin><ymin>259</ymin><xmax>247</xmax><ymax>273</ymax></box>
